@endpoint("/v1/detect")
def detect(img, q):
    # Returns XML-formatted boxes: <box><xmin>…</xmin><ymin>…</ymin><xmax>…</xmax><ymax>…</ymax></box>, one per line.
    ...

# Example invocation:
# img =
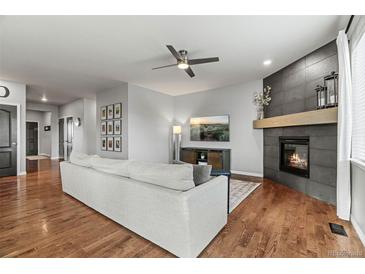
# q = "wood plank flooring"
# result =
<box><xmin>0</xmin><ymin>159</ymin><xmax>364</xmax><ymax>258</ymax></box>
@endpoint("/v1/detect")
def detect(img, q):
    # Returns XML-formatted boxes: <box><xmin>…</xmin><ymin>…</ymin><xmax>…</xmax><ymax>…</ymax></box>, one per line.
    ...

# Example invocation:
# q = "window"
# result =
<box><xmin>351</xmin><ymin>32</ymin><xmax>365</xmax><ymax>161</ymax></box>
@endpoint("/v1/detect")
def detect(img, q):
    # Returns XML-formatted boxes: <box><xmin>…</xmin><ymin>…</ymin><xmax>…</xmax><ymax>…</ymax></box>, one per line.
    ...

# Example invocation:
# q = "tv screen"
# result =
<box><xmin>190</xmin><ymin>115</ymin><xmax>229</xmax><ymax>142</ymax></box>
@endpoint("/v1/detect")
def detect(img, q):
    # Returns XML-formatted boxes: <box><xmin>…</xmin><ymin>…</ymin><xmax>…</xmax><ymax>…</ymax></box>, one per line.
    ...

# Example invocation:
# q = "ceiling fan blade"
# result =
<box><xmin>188</xmin><ymin>57</ymin><xmax>219</xmax><ymax>65</ymax></box>
<box><xmin>166</xmin><ymin>45</ymin><xmax>182</xmax><ymax>61</ymax></box>
<box><xmin>185</xmin><ymin>67</ymin><xmax>195</xmax><ymax>78</ymax></box>
<box><xmin>152</xmin><ymin>64</ymin><xmax>177</xmax><ymax>70</ymax></box>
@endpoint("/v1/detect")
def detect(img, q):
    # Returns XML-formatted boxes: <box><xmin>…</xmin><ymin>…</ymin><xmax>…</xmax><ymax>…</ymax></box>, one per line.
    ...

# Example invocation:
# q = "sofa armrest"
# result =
<box><xmin>181</xmin><ymin>175</ymin><xmax>228</xmax><ymax>257</ymax></box>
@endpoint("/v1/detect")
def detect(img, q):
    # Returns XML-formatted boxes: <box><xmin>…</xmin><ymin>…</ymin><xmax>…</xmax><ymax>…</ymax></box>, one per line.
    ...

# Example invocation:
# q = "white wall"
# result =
<box><xmin>96</xmin><ymin>83</ymin><xmax>128</xmax><ymax>159</ymax></box>
<box><xmin>26</xmin><ymin>110</ymin><xmax>52</xmax><ymax>156</ymax></box>
<box><xmin>128</xmin><ymin>84</ymin><xmax>174</xmax><ymax>163</ymax></box>
<box><xmin>0</xmin><ymin>79</ymin><xmax>26</xmax><ymax>175</ymax></box>
<box><xmin>83</xmin><ymin>99</ymin><xmax>96</xmax><ymax>154</ymax></box>
<box><xmin>174</xmin><ymin>80</ymin><xmax>263</xmax><ymax>176</ymax></box>
<box><xmin>27</xmin><ymin>102</ymin><xmax>59</xmax><ymax>159</ymax></box>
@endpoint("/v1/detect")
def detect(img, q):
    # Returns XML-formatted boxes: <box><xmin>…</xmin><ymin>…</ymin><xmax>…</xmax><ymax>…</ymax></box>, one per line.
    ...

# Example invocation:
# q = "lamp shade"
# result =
<box><xmin>173</xmin><ymin>125</ymin><xmax>182</xmax><ymax>134</ymax></box>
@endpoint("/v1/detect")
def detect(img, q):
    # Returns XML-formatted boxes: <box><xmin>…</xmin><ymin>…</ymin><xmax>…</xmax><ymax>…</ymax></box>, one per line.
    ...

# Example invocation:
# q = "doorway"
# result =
<box><xmin>0</xmin><ymin>104</ymin><xmax>17</xmax><ymax>177</ymax></box>
<box><xmin>58</xmin><ymin>119</ymin><xmax>64</xmax><ymax>160</ymax></box>
<box><xmin>26</xmin><ymin>122</ymin><xmax>39</xmax><ymax>156</ymax></box>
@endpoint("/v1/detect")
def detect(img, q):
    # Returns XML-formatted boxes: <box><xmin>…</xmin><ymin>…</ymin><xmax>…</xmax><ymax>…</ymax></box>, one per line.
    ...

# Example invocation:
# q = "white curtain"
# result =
<box><xmin>336</xmin><ymin>30</ymin><xmax>352</xmax><ymax>220</ymax></box>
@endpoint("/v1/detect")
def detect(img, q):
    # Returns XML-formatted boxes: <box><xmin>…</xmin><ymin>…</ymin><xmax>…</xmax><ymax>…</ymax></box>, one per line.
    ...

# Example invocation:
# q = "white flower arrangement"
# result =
<box><xmin>253</xmin><ymin>85</ymin><xmax>272</xmax><ymax>107</ymax></box>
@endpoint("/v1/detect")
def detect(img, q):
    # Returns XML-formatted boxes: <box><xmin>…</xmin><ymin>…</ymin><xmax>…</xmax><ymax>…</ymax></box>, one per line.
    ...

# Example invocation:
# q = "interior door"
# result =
<box><xmin>58</xmin><ymin>119</ymin><xmax>64</xmax><ymax>159</ymax></box>
<box><xmin>0</xmin><ymin>104</ymin><xmax>17</xmax><ymax>177</ymax></box>
<box><xmin>26</xmin><ymin>122</ymin><xmax>38</xmax><ymax>156</ymax></box>
<box><xmin>66</xmin><ymin>117</ymin><xmax>74</xmax><ymax>160</ymax></box>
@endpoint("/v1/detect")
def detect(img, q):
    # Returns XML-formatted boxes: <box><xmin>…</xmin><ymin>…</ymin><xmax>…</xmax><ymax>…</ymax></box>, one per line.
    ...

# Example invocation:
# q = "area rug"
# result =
<box><xmin>26</xmin><ymin>155</ymin><xmax>49</xmax><ymax>160</ymax></box>
<box><xmin>229</xmin><ymin>179</ymin><xmax>261</xmax><ymax>213</ymax></box>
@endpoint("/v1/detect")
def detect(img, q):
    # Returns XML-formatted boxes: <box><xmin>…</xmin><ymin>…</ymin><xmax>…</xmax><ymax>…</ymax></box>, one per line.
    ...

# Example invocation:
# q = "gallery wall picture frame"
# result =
<box><xmin>114</xmin><ymin>137</ymin><xmax>121</xmax><ymax>152</ymax></box>
<box><xmin>107</xmin><ymin>104</ymin><xmax>114</xmax><ymax>119</ymax></box>
<box><xmin>114</xmin><ymin>103</ymin><xmax>122</xmax><ymax>119</ymax></box>
<box><xmin>107</xmin><ymin>120</ymin><xmax>114</xmax><ymax>135</ymax></box>
<box><xmin>101</xmin><ymin>137</ymin><xmax>107</xmax><ymax>151</ymax></box>
<box><xmin>101</xmin><ymin>121</ymin><xmax>107</xmax><ymax>135</ymax></box>
<box><xmin>114</xmin><ymin>120</ymin><xmax>121</xmax><ymax>135</ymax></box>
<box><xmin>107</xmin><ymin>137</ymin><xmax>114</xmax><ymax>151</ymax></box>
<box><xmin>101</xmin><ymin>106</ymin><xmax>107</xmax><ymax>120</ymax></box>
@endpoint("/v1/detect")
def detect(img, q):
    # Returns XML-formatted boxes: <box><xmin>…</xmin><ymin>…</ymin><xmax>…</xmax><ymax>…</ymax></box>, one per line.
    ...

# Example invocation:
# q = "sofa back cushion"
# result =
<box><xmin>89</xmin><ymin>157</ymin><xmax>130</xmax><ymax>177</ymax></box>
<box><xmin>69</xmin><ymin>152</ymin><xmax>96</xmax><ymax>167</ymax></box>
<box><xmin>128</xmin><ymin>161</ymin><xmax>195</xmax><ymax>191</ymax></box>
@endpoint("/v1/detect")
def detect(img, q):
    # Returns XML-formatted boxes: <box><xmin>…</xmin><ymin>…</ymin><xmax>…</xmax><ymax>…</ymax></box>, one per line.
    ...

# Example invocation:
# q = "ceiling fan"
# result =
<box><xmin>152</xmin><ymin>45</ymin><xmax>219</xmax><ymax>78</ymax></box>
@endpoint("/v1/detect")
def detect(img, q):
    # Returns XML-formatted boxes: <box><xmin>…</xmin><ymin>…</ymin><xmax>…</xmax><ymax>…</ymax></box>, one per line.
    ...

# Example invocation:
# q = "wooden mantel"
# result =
<box><xmin>253</xmin><ymin>107</ymin><xmax>338</xmax><ymax>129</ymax></box>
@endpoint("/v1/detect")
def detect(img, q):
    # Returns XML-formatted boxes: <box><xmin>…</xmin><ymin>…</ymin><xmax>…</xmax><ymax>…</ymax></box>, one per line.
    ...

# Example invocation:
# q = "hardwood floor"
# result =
<box><xmin>0</xmin><ymin>159</ymin><xmax>364</xmax><ymax>258</ymax></box>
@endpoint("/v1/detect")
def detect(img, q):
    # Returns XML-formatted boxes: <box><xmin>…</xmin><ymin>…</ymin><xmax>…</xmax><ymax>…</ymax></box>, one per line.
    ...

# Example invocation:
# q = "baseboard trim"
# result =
<box><xmin>51</xmin><ymin>157</ymin><xmax>59</xmax><ymax>160</ymax></box>
<box><xmin>351</xmin><ymin>214</ymin><xmax>365</xmax><ymax>247</ymax></box>
<box><xmin>18</xmin><ymin>171</ymin><xmax>26</xmax><ymax>176</ymax></box>
<box><xmin>39</xmin><ymin>153</ymin><xmax>51</xmax><ymax>157</ymax></box>
<box><xmin>231</xmin><ymin>170</ymin><xmax>263</xmax><ymax>178</ymax></box>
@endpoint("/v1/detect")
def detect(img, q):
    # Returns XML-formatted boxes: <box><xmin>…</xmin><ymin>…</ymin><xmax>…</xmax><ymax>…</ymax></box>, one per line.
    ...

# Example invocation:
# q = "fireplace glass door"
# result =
<box><xmin>279</xmin><ymin>137</ymin><xmax>309</xmax><ymax>178</ymax></box>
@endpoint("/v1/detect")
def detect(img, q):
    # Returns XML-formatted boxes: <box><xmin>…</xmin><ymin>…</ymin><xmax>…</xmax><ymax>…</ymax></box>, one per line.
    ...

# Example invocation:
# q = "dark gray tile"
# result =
<box><xmin>306</xmin><ymin>55</ymin><xmax>338</xmax><ymax>82</ymax></box>
<box><xmin>283</xmin><ymin>69</ymin><xmax>306</xmax><ymax>90</ymax></box>
<box><xmin>311</xmin><ymin>136</ymin><xmax>337</xmax><ymax>150</ymax></box>
<box><xmin>282</xmin><ymin>99</ymin><xmax>305</xmax><ymax>115</ymax></box>
<box><xmin>277</xmin><ymin>171</ymin><xmax>307</xmax><ymax>193</ymax></box>
<box><xmin>305</xmin><ymin>95</ymin><xmax>317</xmax><ymax>111</ymax></box>
<box><xmin>305</xmin><ymin>77</ymin><xmax>324</xmax><ymax>98</ymax></box>
<box><xmin>282</xmin><ymin>126</ymin><xmax>308</xmax><ymax>136</ymax></box>
<box><xmin>264</xmin><ymin>136</ymin><xmax>279</xmax><ymax>146</ymax></box>
<box><xmin>310</xmin><ymin>165</ymin><xmax>337</xmax><ymax>187</ymax></box>
<box><xmin>306</xmin><ymin>180</ymin><xmax>336</xmax><ymax>205</ymax></box>
<box><xmin>264</xmin><ymin>155</ymin><xmax>279</xmax><ymax>170</ymax></box>
<box><xmin>264</xmin><ymin>167</ymin><xmax>278</xmax><ymax>181</ymax></box>
<box><xmin>306</xmin><ymin>124</ymin><xmax>337</xmax><ymax>136</ymax></box>
<box><xmin>310</xmin><ymin>148</ymin><xmax>337</xmax><ymax>168</ymax></box>
<box><xmin>265</xmin><ymin>105</ymin><xmax>283</xmax><ymax>117</ymax></box>
<box><xmin>269</xmin><ymin>90</ymin><xmax>284</xmax><ymax>107</ymax></box>
<box><xmin>282</xmin><ymin>57</ymin><xmax>306</xmax><ymax>78</ymax></box>
<box><xmin>306</xmin><ymin>40</ymin><xmax>337</xmax><ymax>67</ymax></box>
<box><xmin>284</xmin><ymin>84</ymin><xmax>306</xmax><ymax>103</ymax></box>
<box><xmin>264</xmin><ymin>128</ymin><xmax>283</xmax><ymax>137</ymax></box>
<box><xmin>264</xmin><ymin>145</ymin><xmax>279</xmax><ymax>158</ymax></box>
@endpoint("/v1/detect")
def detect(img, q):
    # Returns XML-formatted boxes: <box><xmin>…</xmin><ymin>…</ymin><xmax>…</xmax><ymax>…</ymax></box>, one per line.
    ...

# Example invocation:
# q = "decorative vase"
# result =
<box><xmin>257</xmin><ymin>106</ymin><xmax>264</xmax><ymax>120</ymax></box>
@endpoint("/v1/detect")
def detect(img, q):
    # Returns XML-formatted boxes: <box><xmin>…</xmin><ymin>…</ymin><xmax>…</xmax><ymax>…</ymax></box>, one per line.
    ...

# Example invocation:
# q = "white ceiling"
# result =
<box><xmin>0</xmin><ymin>15</ymin><xmax>348</xmax><ymax>105</ymax></box>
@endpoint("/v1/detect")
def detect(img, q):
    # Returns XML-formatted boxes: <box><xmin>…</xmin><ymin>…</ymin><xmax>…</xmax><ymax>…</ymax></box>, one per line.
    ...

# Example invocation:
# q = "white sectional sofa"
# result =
<box><xmin>60</xmin><ymin>153</ymin><xmax>228</xmax><ymax>258</ymax></box>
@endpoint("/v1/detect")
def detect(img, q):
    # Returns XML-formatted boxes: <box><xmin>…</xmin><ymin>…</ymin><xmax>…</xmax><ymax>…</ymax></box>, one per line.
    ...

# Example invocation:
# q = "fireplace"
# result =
<box><xmin>279</xmin><ymin>137</ymin><xmax>309</xmax><ymax>178</ymax></box>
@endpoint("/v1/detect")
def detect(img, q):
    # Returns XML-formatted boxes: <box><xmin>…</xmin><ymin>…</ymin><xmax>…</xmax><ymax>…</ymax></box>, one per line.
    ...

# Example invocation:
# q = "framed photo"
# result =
<box><xmin>114</xmin><ymin>137</ymin><xmax>121</xmax><ymax>152</ymax></box>
<box><xmin>114</xmin><ymin>103</ymin><xmax>122</xmax><ymax>119</ymax></box>
<box><xmin>114</xmin><ymin>120</ymin><xmax>121</xmax><ymax>135</ymax></box>
<box><xmin>101</xmin><ymin>106</ymin><xmax>107</xmax><ymax>120</ymax></box>
<box><xmin>101</xmin><ymin>121</ymin><xmax>107</xmax><ymax>135</ymax></box>
<box><xmin>107</xmin><ymin>104</ymin><xmax>114</xmax><ymax>119</ymax></box>
<box><xmin>107</xmin><ymin>120</ymin><xmax>114</xmax><ymax>135</ymax></box>
<box><xmin>101</xmin><ymin>137</ymin><xmax>107</xmax><ymax>151</ymax></box>
<box><xmin>107</xmin><ymin>137</ymin><xmax>114</xmax><ymax>151</ymax></box>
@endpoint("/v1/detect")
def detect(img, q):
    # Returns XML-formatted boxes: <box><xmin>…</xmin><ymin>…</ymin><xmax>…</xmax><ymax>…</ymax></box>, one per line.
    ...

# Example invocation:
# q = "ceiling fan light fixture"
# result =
<box><xmin>177</xmin><ymin>62</ymin><xmax>189</xmax><ymax>70</ymax></box>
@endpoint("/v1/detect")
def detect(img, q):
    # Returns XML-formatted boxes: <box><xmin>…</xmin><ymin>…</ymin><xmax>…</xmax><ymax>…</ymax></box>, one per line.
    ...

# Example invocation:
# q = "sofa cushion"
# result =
<box><xmin>89</xmin><ymin>157</ymin><xmax>130</xmax><ymax>177</ymax></box>
<box><xmin>69</xmin><ymin>152</ymin><xmax>96</xmax><ymax>167</ymax></box>
<box><xmin>193</xmin><ymin>165</ymin><xmax>212</xmax><ymax>186</ymax></box>
<box><xmin>128</xmin><ymin>161</ymin><xmax>195</xmax><ymax>191</ymax></box>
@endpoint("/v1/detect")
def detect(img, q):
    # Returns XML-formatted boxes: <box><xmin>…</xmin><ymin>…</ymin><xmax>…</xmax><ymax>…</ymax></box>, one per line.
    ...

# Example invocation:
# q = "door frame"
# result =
<box><xmin>26</xmin><ymin>120</ymin><xmax>40</xmax><ymax>156</ymax></box>
<box><xmin>0</xmin><ymin>102</ymin><xmax>22</xmax><ymax>175</ymax></box>
<box><xmin>59</xmin><ymin>115</ymin><xmax>73</xmax><ymax>161</ymax></box>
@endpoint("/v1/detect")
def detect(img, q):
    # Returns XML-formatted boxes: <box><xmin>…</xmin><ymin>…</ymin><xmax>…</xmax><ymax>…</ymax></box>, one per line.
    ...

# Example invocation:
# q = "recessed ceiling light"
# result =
<box><xmin>41</xmin><ymin>96</ymin><xmax>48</xmax><ymax>102</ymax></box>
<box><xmin>263</xmin><ymin>60</ymin><xmax>272</xmax><ymax>66</ymax></box>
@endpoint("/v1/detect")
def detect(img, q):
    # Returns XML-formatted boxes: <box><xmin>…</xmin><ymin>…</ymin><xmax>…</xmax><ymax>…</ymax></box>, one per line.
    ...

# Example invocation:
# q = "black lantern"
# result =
<box><xmin>324</xmin><ymin>71</ymin><xmax>338</xmax><ymax>107</ymax></box>
<box><xmin>315</xmin><ymin>85</ymin><xmax>326</xmax><ymax>109</ymax></box>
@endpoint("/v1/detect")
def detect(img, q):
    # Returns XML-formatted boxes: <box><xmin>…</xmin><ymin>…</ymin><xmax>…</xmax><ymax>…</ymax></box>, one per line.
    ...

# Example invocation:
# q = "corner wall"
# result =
<box><xmin>173</xmin><ymin>80</ymin><xmax>264</xmax><ymax>176</ymax></box>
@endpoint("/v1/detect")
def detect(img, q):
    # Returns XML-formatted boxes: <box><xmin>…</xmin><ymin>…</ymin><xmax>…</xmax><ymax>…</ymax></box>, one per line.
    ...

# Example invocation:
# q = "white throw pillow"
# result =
<box><xmin>128</xmin><ymin>161</ymin><xmax>195</xmax><ymax>191</ymax></box>
<box><xmin>69</xmin><ymin>152</ymin><xmax>96</xmax><ymax>167</ymax></box>
<box><xmin>90</xmin><ymin>157</ymin><xmax>130</xmax><ymax>178</ymax></box>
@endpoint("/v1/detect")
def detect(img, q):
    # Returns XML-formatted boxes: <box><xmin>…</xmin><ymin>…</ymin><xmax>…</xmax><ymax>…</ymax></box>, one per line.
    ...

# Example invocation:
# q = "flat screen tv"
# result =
<box><xmin>190</xmin><ymin>115</ymin><xmax>229</xmax><ymax>142</ymax></box>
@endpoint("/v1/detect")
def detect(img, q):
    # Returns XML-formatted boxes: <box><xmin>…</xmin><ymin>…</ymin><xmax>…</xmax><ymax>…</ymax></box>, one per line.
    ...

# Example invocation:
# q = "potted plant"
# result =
<box><xmin>253</xmin><ymin>85</ymin><xmax>271</xmax><ymax>120</ymax></box>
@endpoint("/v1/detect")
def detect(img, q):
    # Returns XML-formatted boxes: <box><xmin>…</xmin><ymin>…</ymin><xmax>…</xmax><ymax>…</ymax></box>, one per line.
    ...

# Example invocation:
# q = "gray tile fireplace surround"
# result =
<box><xmin>263</xmin><ymin>40</ymin><xmax>338</xmax><ymax>205</ymax></box>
